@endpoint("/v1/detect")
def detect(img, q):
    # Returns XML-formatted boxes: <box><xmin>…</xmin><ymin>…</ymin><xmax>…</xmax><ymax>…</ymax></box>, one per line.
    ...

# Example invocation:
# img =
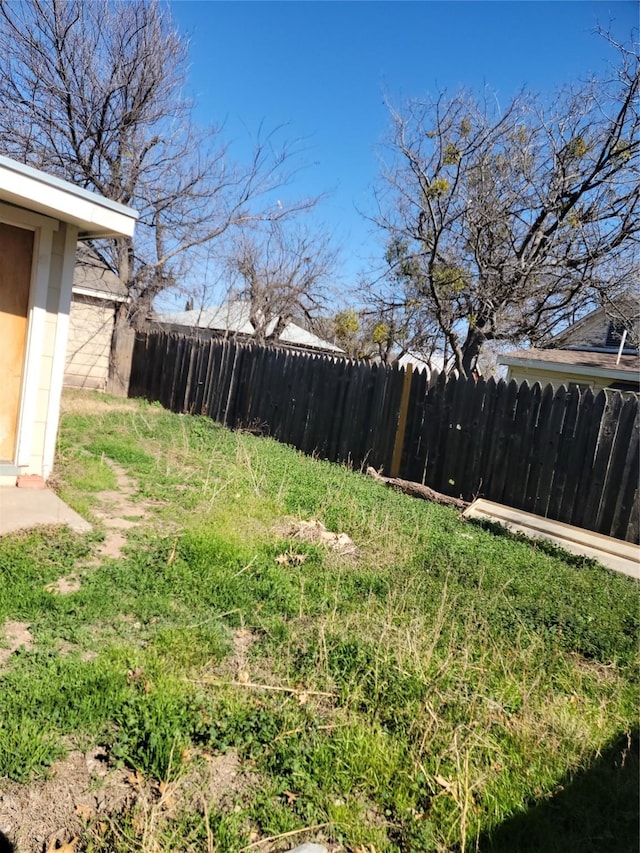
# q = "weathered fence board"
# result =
<box><xmin>129</xmin><ymin>332</ymin><xmax>639</xmax><ymax>543</ymax></box>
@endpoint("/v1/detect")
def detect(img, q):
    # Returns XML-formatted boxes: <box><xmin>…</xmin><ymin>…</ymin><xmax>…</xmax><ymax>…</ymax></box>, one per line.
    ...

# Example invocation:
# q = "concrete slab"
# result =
<box><xmin>464</xmin><ymin>499</ymin><xmax>639</xmax><ymax>581</ymax></box>
<box><xmin>0</xmin><ymin>487</ymin><xmax>92</xmax><ymax>536</ymax></box>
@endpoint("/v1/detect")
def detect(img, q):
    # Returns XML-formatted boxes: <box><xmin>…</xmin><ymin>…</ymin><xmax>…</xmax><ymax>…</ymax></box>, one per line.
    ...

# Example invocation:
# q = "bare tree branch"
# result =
<box><xmin>370</xmin><ymin>36</ymin><xmax>640</xmax><ymax>376</ymax></box>
<box><xmin>0</xmin><ymin>0</ymin><xmax>322</xmax><ymax>329</ymax></box>
<box><xmin>225</xmin><ymin>221</ymin><xmax>338</xmax><ymax>344</ymax></box>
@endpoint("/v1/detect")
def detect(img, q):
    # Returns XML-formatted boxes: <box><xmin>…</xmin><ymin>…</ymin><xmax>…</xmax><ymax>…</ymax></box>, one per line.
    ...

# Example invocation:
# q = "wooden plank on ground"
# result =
<box><xmin>464</xmin><ymin>499</ymin><xmax>640</xmax><ymax>579</ymax></box>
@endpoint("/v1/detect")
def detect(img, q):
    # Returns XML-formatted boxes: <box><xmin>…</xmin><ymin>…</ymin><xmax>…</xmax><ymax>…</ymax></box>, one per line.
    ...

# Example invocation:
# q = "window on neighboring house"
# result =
<box><xmin>605</xmin><ymin>320</ymin><xmax>627</xmax><ymax>349</ymax></box>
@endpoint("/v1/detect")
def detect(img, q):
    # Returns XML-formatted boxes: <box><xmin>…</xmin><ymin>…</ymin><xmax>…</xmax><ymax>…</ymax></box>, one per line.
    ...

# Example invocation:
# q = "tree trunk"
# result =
<box><xmin>107</xmin><ymin>302</ymin><xmax>135</xmax><ymax>396</ymax></box>
<box><xmin>266</xmin><ymin>314</ymin><xmax>290</xmax><ymax>342</ymax></box>
<box><xmin>460</xmin><ymin>326</ymin><xmax>485</xmax><ymax>378</ymax></box>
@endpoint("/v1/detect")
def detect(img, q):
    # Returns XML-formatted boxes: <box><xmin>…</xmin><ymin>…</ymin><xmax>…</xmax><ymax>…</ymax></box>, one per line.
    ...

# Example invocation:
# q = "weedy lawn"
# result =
<box><xmin>0</xmin><ymin>391</ymin><xmax>637</xmax><ymax>852</ymax></box>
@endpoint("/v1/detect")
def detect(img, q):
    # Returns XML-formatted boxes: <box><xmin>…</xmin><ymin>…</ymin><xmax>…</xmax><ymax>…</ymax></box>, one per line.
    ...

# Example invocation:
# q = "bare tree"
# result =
<box><xmin>0</xmin><ymin>0</ymin><xmax>318</xmax><ymax>329</ymax></box>
<box><xmin>371</xmin><ymin>36</ymin><xmax>640</xmax><ymax>377</ymax></box>
<box><xmin>226</xmin><ymin>221</ymin><xmax>338</xmax><ymax>344</ymax></box>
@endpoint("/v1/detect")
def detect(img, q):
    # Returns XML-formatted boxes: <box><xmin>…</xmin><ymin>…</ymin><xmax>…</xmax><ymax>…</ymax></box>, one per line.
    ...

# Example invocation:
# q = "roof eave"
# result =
<box><xmin>72</xmin><ymin>285</ymin><xmax>128</xmax><ymax>303</ymax></box>
<box><xmin>500</xmin><ymin>355</ymin><xmax>638</xmax><ymax>382</ymax></box>
<box><xmin>0</xmin><ymin>156</ymin><xmax>138</xmax><ymax>238</ymax></box>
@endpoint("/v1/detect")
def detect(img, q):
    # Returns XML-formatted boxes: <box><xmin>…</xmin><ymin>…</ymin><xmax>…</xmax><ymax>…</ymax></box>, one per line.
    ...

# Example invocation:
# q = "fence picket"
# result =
<box><xmin>484</xmin><ymin>379</ymin><xmax>520</xmax><ymax>505</ymax></box>
<box><xmin>531</xmin><ymin>385</ymin><xmax>567</xmax><ymax>519</ymax></box>
<box><xmin>545</xmin><ymin>386</ymin><xmax>580</xmax><ymax>522</ymax></box>
<box><xmin>610</xmin><ymin>409</ymin><xmax>639</xmax><ymax>541</ymax></box>
<box><xmin>596</xmin><ymin>397</ymin><xmax>638</xmax><ymax>536</ymax></box>
<box><xmin>466</xmin><ymin>377</ymin><xmax>495</xmax><ymax>500</ymax></box>
<box><xmin>569</xmin><ymin>390</ymin><xmax>607</xmax><ymax>530</ymax></box>
<box><xmin>581</xmin><ymin>391</ymin><xmax>624</xmax><ymax>533</ymax></box>
<box><xmin>523</xmin><ymin>383</ymin><xmax>556</xmax><ymax>514</ymax></box>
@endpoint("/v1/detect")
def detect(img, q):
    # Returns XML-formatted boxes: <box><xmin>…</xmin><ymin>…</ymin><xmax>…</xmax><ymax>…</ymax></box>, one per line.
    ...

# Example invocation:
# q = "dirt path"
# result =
<box><xmin>0</xmin><ymin>452</ymin><xmax>261</xmax><ymax>852</ymax></box>
<box><xmin>0</xmin><ymin>462</ymin><xmax>152</xmax><ymax>851</ymax></box>
<box><xmin>43</xmin><ymin>460</ymin><xmax>149</xmax><ymax>601</ymax></box>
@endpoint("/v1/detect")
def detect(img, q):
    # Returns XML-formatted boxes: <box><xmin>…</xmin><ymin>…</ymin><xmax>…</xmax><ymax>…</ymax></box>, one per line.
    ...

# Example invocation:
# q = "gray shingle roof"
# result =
<box><xmin>154</xmin><ymin>302</ymin><xmax>343</xmax><ymax>354</ymax></box>
<box><xmin>72</xmin><ymin>249</ymin><xmax>128</xmax><ymax>300</ymax></box>
<box><xmin>502</xmin><ymin>347</ymin><xmax>639</xmax><ymax>374</ymax></box>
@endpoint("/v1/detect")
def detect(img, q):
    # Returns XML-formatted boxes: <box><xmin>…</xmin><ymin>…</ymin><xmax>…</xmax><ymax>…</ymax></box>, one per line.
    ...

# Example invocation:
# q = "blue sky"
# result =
<box><xmin>169</xmin><ymin>0</ymin><xmax>637</xmax><ymax>303</ymax></box>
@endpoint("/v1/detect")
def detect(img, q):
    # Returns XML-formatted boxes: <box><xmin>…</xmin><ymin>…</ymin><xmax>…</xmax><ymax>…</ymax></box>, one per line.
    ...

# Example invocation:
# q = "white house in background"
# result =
<box><xmin>0</xmin><ymin>155</ymin><xmax>137</xmax><ymax>487</ymax></box>
<box><xmin>397</xmin><ymin>351</ymin><xmax>445</xmax><ymax>379</ymax></box>
<box><xmin>153</xmin><ymin>302</ymin><xmax>344</xmax><ymax>356</ymax></box>
<box><xmin>64</xmin><ymin>249</ymin><xmax>129</xmax><ymax>390</ymax></box>
<box><xmin>500</xmin><ymin>301</ymin><xmax>640</xmax><ymax>394</ymax></box>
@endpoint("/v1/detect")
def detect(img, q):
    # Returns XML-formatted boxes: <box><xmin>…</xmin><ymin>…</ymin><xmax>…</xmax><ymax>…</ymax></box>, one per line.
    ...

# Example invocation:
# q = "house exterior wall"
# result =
<box><xmin>0</xmin><ymin>156</ymin><xmax>137</xmax><ymax>486</ymax></box>
<box><xmin>64</xmin><ymin>294</ymin><xmax>115</xmax><ymax>390</ymax></box>
<box><xmin>552</xmin><ymin>312</ymin><xmax>609</xmax><ymax>349</ymax></box>
<box><xmin>27</xmin><ymin>220</ymin><xmax>77</xmax><ymax>482</ymax></box>
<box><xmin>0</xmin><ymin>202</ymin><xmax>77</xmax><ymax>485</ymax></box>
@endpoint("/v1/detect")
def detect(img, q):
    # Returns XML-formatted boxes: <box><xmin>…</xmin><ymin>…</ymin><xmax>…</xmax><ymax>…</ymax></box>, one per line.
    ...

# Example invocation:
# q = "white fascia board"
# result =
<box><xmin>72</xmin><ymin>285</ymin><xmax>128</xmax><ymax>303</ymax></box>
<box><xmin>0</xmin><ymin>156</ymin><xmax>137</xmax><ymax>238</ymax></box>
<box><xmin>500</xmin><ymin>355</ymin><xmax>638</xmax><ymax>383</ymax></box>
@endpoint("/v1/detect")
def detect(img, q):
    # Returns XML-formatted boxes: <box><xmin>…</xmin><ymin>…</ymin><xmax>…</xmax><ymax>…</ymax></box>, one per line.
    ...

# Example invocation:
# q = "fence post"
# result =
<box><xmin>390</xmin><ymin>364</ymin><xmax>413</xmax><ymax>477</ymax></box>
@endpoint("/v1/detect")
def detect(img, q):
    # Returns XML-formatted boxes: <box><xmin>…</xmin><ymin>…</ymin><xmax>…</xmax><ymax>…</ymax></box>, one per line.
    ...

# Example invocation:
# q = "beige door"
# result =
<box><xmin>0</xmin><ymin>222</ymin><xmax>34</xmax><ymax>461</ymax></box>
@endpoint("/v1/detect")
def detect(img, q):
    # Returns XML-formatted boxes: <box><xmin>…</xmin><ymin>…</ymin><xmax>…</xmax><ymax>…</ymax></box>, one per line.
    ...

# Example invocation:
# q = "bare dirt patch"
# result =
<box><xmin>54</xmin><ymin>640</ymin><xmax>97</xmax><ymax>662</ymax></box>
<box><xmin>45</xmin><ymin>462</ymin><xmax>149</xmax><ymax>590</ymax></box>
<box><xmin>93</xmin><ymin>461</ymin><xmax>148</xmax><ymax>529</ymax></box>
<box><xmin>77</xmin><ymin>750</ymin><xmax>259</xmax><ymax>852</ymax></box>
<box><xmin>222</xmin><ymin>628</ymin><xmax>260</xmax><ymax>681</ymax></box>
<box><xmin>0</xmin><ymin>746</ymin><xmax>257</xmax><ymax>853</ymax></box>
<box><xmin>0</xmin><ymin>747</ymin><xmax>132</xmax><ymax>853</ymax></box>
<box><xmin>0</xmin><ymin>621</ymin><xmax>34</xmax><ymax>671</ymax></box>
<box><xmin>80</xmin><ymin>460</ymin><xmax>152</xmax><ymax>569</ymax></box>
<box><xmin>166</xmin><ymin>749</ymin><xmax>256</xmax><ymax>816</ymax></box>
<box><xmin>45</xmin><ymin>576</ymin><xmax>82</xmax><ymax>595</ymax></box>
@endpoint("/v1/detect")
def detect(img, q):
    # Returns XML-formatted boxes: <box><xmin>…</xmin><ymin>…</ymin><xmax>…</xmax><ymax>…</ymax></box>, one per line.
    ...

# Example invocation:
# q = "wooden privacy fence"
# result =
<box><xmin>129</xmin><ymin>333</ymin><xmax>639</xmax><ymax>544</ymax></box>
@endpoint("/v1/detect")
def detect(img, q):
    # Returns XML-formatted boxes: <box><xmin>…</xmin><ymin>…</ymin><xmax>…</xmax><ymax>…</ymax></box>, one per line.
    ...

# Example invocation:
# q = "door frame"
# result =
<box><xmin>0</xmin><ymin>201</ymin><xmax>58</xmax><ymax>467</ymax></box>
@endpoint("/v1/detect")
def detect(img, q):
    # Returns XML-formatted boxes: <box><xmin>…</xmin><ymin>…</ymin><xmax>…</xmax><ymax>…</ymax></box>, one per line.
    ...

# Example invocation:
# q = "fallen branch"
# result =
<box><xmin>366</xmin><ymin>467</ymin><xmax>469</xmax><ymax>510</ymax></box>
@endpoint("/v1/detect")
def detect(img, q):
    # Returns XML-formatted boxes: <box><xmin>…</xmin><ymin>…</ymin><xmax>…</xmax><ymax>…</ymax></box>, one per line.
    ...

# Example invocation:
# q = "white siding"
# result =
<box><xmin>64</xmin><ymin>294</ymin><xmax>115</xmax><ymax>390</ymax></box>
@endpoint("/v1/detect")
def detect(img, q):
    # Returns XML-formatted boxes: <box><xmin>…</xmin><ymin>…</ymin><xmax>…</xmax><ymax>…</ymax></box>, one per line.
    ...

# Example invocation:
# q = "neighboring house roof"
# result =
<box><xmin>398</xmin><ymin>351</ymin><xmax>444</xmax><ymax>377</ymax></box>
<box><xmin>153</xmin><ymin>302</ymin><xmax>344</xmax><ymax>354</ymax></box>
<box><xmin>500</xmin><ymin>295</ymin><xmax>640</xmax><ymax>388</ymax></box>
<box><xmin>73</xmin><ymin>249</ymin><xmax>128</xmax><ymax>302</ymax></box>
<box><xmin>500</xmin><ymin>347</ymin><xmax>640</xmax><ymax>384</ymax></box>
<box><xmin>549</xmin><ymin>296</ymin><xmax>639</xmax><ymax>352</ymax></box>
<box><xmin>0</xmin><ymin>155</ymin><xmax>138</xmax><ymax>239</ymax></box>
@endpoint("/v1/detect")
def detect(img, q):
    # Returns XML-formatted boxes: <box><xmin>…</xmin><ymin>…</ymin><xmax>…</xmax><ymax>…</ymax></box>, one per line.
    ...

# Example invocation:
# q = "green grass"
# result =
<box><xmin>0</xmin><ymin>389</ymin><xmax>637</xmax><ymax>852</ymax></box>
